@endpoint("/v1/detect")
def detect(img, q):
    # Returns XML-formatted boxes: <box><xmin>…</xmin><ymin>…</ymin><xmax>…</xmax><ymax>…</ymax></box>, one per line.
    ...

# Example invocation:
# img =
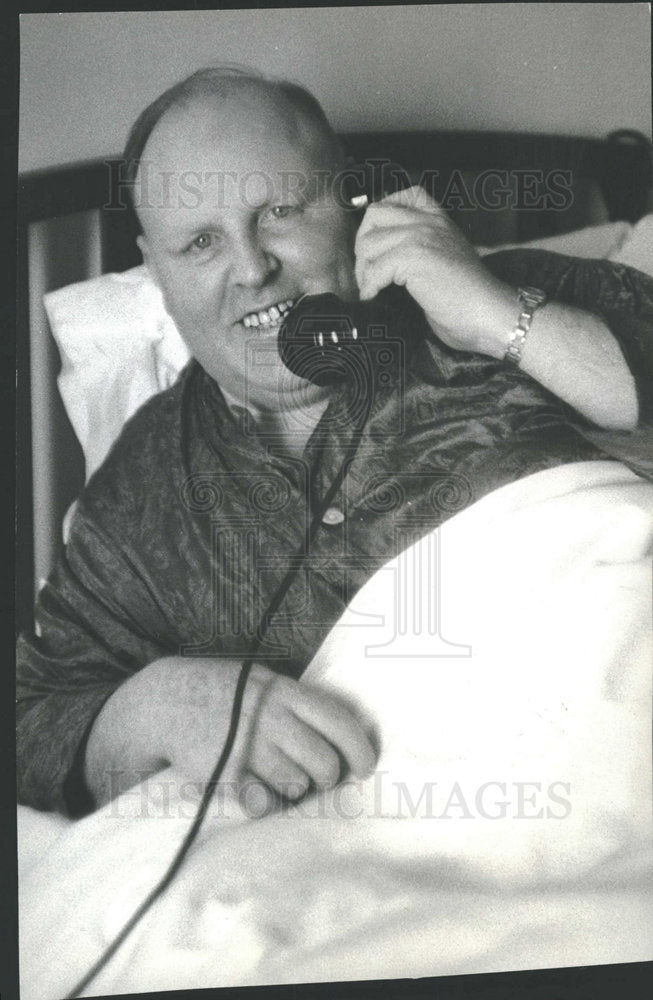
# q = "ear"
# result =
<box><xmin>137</xmin><ymin>234</ymin><xmax>154</xmax><ymax>278</ymax></box>
<box><xmin>136</xmin><ymin>235</ymin><xmax>175</xmax><ymax>317</ymax></box>
<box><xmin>137</xmin><ymin>235</ymin><xmax>166</xmax><ymax>298</ymax></box>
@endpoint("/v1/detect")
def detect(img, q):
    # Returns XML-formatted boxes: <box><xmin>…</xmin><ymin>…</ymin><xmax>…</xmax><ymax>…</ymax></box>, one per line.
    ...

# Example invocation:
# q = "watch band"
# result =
<box><xmin>504</xmin><ymin>286</ymin><xmax>548</xmax><ymax>366</ymax></box>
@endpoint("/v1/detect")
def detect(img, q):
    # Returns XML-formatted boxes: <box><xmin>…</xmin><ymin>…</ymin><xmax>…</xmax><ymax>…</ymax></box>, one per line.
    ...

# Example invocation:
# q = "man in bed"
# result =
<box><xmin>16</xmin><ymin>66</ymin><xmax>653</xmax><ymax>818</ymax></box>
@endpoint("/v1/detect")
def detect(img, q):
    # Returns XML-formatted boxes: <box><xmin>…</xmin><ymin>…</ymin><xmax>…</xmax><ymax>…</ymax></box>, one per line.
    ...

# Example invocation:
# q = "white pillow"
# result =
<box><xmin>45</xmin><ymin>219</ymin><xmax>653</xmax><ymax>482</ymax></box>
<box><xmin>607</xmin><ymin>212</ymin><xmax>653</xmax><ymax>272</ymax></box>
<box><xmin>476</xmin><ymin>218</ymin><xmax>632</xmax><ymax>258</ymax></box>
<box><xmin>44</xmin><ymin>266</ymin><xmax>190</xmax><ymax>479</ymax></box>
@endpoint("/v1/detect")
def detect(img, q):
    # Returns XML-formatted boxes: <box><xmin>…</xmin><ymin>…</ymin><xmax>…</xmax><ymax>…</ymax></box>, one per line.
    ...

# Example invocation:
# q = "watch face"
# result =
<box><xmin>519</xmin><ymin>285</ymin><xmax>548</xmax><ymax>307</ymax></box>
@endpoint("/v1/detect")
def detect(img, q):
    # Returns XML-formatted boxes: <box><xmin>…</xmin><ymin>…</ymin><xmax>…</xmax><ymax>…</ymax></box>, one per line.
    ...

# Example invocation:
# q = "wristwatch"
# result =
<box><xmin>503</xmin><ymin>286</ymin><xmax>548</xmax><ymax>366</ymax></box>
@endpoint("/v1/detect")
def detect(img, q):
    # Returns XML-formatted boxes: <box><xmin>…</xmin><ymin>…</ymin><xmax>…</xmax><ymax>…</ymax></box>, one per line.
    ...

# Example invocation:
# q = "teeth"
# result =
<box><xmin>242</xmin><ymin>299</ymin><xmax>295</xmax><ymax>329</ymax></box>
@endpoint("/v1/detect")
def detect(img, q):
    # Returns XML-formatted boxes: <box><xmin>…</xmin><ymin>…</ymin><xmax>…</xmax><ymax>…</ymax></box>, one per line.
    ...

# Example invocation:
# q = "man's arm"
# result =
<box><xmin>18</xmin><ymin>382</ymin><xmax>377</xmax><ymax>816</ymax></box>
<box><xmin>84</xmin><ymin>655</ymin><xmax>377</xmax><ymax>808</ymax></box>
<box><xmin>20</xmin><ymin>545</ymin><xmax>376</xmax><ymax>816</ymax></box>
<box><xmin>454</xmin><ymin>284</ymin><xmax>638</xmax><ymax>431</ymax></box>
<box><xmin>354</xmin><ymin>186</ymin><xmax>643</xmax><ymax>431</ymax></box>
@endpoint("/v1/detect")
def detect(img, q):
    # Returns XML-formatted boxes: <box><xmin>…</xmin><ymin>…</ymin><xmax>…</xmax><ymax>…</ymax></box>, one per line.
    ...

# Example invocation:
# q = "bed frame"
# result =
<box><xmin>16</xmin><ymin>128</ymin><xmax>653</xmax><ymax>634</ymax></box>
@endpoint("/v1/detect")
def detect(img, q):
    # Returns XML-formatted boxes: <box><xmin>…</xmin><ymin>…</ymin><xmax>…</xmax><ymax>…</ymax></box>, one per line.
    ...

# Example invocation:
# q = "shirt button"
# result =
<box><xmin>322</xmin><ymin>506</ymin><xmax>345</xmax><ymax>526</ymax></box>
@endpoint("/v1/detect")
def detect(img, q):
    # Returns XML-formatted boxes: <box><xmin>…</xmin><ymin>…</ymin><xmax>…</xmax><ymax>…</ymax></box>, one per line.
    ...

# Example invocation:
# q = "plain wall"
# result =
<box><xmin>19</xmin><ymin>4</ymin><xmax>652</xmax><ymax>172</ymax></box>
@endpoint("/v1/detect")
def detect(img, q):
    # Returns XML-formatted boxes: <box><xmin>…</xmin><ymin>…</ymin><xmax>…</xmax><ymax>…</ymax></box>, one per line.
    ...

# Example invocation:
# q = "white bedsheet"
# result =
<box><xmin>18</xmin><ymin>460</ymin><xmax>653</xmax><ymax>998</ymax></box>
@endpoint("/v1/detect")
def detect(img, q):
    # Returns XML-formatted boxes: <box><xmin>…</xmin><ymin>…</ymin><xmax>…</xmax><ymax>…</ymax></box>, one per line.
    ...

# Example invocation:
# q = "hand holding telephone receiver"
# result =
<box><xmin>277</xmin><ymin>175</ymin><xmax>429</xmax><ymax>387</ymax></box>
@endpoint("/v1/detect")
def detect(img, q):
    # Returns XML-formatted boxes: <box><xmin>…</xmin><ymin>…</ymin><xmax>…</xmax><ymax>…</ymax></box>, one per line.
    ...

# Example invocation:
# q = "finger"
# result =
<box><xmin>356</xmin><ymin>222</ymin><xmax>424</xmax><ymax>267</ymax></box>
<box><xmin>355</xmin><ymin>186</ymin><xmax>442</xmax><ymax>238</ymax></box>
<box><xmin>355</xmin><ymin>227</ymin><xmax>425</xmax><ymax>294</ymax></box>
<box><xmin>290</xmin><ymin>687</ymin><xmax>377</xmax><ymax>779</ymax></box>
<box><xmin>379</xmin><ymin>184</ymin><xmax>441</xmax><ymax>212</ymax></box>
<box><xmin>355</xmin><ymin>203</ymin><xmax>429</xmax><ymax>248</ymax></box>
<box><xmin>357</xmin><ymin>242</ymin><xmax>418</xmax><ymax>301</ymax></box>
<box><xmin>274</xmin><ymin>714</ymin><xmax>343</xmax><ymax>788</ymax></box>
<box><xmin>249</xmin><ymin>743</ymin><xmax>311</xmax><ymax>801</ymax></box>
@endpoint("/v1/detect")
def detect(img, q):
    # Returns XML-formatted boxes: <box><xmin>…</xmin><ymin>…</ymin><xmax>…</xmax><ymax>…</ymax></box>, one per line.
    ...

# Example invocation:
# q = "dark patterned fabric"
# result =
<box><xmin>17</xmin><ymin>251</ymin><xmax>653</xmax><ymax>815</ymax></box>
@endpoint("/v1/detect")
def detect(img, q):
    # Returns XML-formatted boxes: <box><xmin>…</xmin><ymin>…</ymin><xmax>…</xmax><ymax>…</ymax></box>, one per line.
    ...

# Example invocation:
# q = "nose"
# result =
<box><xmin>230</xmin><ymin>231</ymin><xmax>279</xmax><ymax>287</ymax></box>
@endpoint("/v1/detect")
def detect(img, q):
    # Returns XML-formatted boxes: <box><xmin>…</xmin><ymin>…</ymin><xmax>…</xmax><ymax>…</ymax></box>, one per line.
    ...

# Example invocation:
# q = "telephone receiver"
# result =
<box><xmin>278</xmin><ymin>168</ymin><xmax>425</xmax><ymax>387</ymax></box>
<box><xmin>277</xmin><ymin>287</ymin><xmax>426</xmax><ymax>387</ymax></box>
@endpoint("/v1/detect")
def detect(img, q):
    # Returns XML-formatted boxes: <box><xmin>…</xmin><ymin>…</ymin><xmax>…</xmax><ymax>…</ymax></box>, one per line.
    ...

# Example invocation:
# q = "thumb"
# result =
<box><xmin>379</xmin><ymin>184</ymin><xmax>441</xmax><ymax>214</ymax></box>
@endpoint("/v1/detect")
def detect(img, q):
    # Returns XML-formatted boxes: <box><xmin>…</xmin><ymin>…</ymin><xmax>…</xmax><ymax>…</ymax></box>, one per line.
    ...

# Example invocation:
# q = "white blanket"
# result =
<box><xmin>18</xmin><ymin>461</ymin><xmax>653</xmax><ymax>999</ymax></box>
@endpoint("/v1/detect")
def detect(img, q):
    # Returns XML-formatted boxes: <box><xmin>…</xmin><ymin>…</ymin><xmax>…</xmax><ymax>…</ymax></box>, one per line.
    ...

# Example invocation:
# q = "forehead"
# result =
<box><xmin>137</xmin><ymin>89</ymin><xmax>332</xmax><ymax>219</ymax></box>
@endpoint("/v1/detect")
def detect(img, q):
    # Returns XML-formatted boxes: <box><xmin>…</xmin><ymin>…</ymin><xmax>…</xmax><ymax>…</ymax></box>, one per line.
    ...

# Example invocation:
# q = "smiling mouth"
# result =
<box><xmin>242</xmin><ymin>299</ymin><xmax>297</xmax><ymax>329</ymax></box>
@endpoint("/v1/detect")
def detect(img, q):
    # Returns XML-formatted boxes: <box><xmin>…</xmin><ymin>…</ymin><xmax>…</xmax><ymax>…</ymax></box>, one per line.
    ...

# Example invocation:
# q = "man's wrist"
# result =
<box><xmin>476</xmin><ymin>282</ymin><xmax>526</xmax><ymax>359</ymax></box>
<box><xmin>504</xmin><ymin>286</ymin><xmax>549</xmax><ymax>366</ymax></box>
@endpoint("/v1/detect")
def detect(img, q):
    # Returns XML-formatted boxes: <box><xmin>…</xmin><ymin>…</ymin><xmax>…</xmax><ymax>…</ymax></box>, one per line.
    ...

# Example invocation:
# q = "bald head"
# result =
<box><xmin>124</xmin><ymin>67</ymin><xmax>345</xmax><ymax>226</ymax></box>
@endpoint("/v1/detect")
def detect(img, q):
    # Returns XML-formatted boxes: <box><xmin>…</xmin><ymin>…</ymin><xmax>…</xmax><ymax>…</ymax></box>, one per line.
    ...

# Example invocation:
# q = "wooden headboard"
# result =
<box><xmin>16</xmin><ymin>129</ymin><xmax>653</xmax><ymax>633</ymax></box>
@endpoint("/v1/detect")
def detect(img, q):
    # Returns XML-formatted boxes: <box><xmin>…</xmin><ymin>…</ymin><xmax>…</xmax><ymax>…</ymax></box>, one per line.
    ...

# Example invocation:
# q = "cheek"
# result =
<box><xmin>292</xmin><ymin>217</ymin><xmax>356</xmax><ymax>285</ymax></box>
<box><xmin>158</xmin><ymin>266</ymin><xmax>224</xmax><ymax>323</ymax></box>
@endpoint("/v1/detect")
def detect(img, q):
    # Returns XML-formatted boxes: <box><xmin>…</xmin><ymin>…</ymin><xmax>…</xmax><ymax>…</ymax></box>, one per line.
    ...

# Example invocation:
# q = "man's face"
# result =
<box><xmin>137</xmin><ymin>91</ymin><xmax>358</xmax><ymax>412</ymax></box>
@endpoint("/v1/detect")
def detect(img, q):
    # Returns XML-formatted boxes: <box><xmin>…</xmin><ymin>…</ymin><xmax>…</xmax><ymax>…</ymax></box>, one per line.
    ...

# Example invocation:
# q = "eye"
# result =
<box><xmin>271</xmin><ymin>205</ymin><xmax>293</xmax><ymax>219</ymax></box>
<box><xmin>190</xmin><ymin>233</ymin><xmax>213</xmax><ymax>251</ymax></box>
<box><xmin>263</xmin><ymin>205</ymin><xmax>300</xmax><ymax>223</ymax></box>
